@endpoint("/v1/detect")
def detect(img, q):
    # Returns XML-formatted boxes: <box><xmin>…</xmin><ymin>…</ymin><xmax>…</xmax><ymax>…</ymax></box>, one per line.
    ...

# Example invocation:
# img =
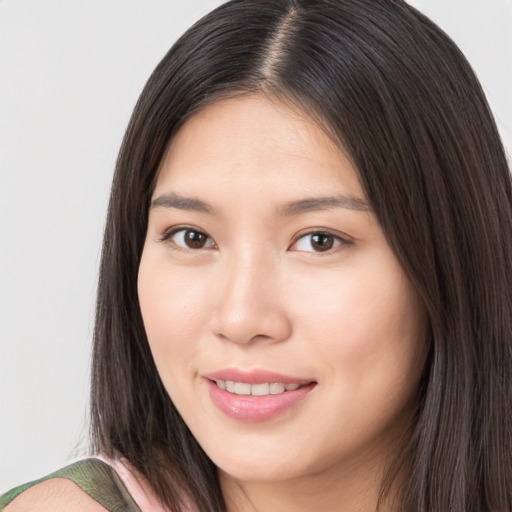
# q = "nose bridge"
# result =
<box><xmin>214</xmin><ymin>242</ymin><xmax>291</xmax><ymax>345</ymax></box>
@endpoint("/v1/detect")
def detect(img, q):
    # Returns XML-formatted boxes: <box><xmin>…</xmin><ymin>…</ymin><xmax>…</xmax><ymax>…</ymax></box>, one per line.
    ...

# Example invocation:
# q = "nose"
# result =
<box><xmin>212</xmin><ymin>248</ymin><xmax>292</xmax><ymax>345</ymax></box>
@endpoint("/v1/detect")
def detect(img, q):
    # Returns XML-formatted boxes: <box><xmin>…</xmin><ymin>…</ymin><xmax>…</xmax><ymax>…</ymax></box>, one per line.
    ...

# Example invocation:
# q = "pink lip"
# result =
<box><xmin>204</xmin><ymin>368</ymin><xmax>313</xmax><ymax>385</ymax></box>
<box><xmin>203</xmin><ymin>369</ymin><xmax>316</xmax><ymax>423</ymax></box>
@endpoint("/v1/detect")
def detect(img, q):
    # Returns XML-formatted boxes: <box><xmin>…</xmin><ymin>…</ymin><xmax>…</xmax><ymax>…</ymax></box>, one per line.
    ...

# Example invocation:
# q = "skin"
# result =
<box><xmin>138</xmin><ymin>95</ymin><xmax>427</xmax><ymax>512</ymax></box>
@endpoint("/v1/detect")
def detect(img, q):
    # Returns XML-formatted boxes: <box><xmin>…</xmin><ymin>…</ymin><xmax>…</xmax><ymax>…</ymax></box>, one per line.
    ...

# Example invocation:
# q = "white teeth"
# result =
<box><xmin>269</xmin><ymin>383</ymin><xmax>285</xmax><ymax>394</ymax></box>
<box><xmin>217</xmin><ymin>380</ymin><xmax>302</xmax><ymax>396</ymax></box>
<box><xmin>234</xmin><ymin>382</ymin><xmax>251</xmax><ymax>395</ymax></box>
<box><xmin>251</xmin><ymin>383</ymin><xmax>270</xmax><ymax>396</ymax></box>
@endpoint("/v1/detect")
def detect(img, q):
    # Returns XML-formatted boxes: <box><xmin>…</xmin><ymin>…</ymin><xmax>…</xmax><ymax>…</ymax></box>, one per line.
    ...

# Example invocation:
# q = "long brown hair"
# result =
<box><xmin>90</xmin><ymin>1</ymin><xmax>512</xmax><ymax>510</ymax></box>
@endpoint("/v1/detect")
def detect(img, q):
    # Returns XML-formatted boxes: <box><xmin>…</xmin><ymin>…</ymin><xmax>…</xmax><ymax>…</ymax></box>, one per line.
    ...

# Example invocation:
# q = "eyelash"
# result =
<box><xmin>159</xmin><ymin>226</ymin><xmax>352</xmax><ymax>255</ymax></box>
<box><xmin>291</xmin><ymin>229</ymin><xmax>350</xmax><ymax>255</ymax></box>
<box><xmin>159</xmin><ymin>226</ymin><xmax>217</xmax><ymax>252</ymax></box>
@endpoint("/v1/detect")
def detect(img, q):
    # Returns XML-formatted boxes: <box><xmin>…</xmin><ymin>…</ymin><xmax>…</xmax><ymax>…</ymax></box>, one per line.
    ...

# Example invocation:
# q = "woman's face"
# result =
<box><xmin>138</xmin><ymin>95</ymin><xmax>427</xmax><ymax>485</ymax></box>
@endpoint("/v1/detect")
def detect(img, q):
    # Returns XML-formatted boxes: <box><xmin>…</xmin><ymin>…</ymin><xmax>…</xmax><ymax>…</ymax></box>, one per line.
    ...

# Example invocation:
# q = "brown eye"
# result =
<box><xmin>310</xmin><ymin>233</ymin><xmax>334</xmax><ymax>252</ymax></box>
<box><xmin>167</xmin><ymin>228</ymin><xmax>215</xmax><ymax>250</ymax></box>
<box><xmin>291</xmin><ymin>231</ymin><xmax>346</xmax><ymax>253</ymax></box>
<box><xmin>184</xmin><ymin>230</ymin><xmax>208</xmax><ymax>249</ymax></box>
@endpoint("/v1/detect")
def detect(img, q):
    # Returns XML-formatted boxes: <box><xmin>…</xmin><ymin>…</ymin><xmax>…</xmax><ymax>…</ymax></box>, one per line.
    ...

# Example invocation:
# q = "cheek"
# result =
<box><xmin>137</xmin><ymin>254</ymin><xmax>210</xmax><ymax>374</ymax></box>
<box><xmin>292</xmin><ymin>256</ymin><xmax>426</xmax><ymax>393</ymax></box>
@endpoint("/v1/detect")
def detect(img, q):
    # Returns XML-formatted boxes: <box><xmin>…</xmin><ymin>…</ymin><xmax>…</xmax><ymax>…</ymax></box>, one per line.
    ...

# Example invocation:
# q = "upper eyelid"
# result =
<box><xmin>288</xmin><ymin>229</ymin><xmax>354</xmax><ymax>256</ymax></box>
<box><xmin>159</xmin><ymin>226</ymin><xmax>216</xmax><ymax>252</ymax></box>
<box><xmin>160</xmin><ymin>224</ymin><xmax>209</xmax><ymax>240</ymax></box>
<box><xmin>291</xmin><ymin>228</ymin><xmax>352</xmax><ymax>244</ymax></box>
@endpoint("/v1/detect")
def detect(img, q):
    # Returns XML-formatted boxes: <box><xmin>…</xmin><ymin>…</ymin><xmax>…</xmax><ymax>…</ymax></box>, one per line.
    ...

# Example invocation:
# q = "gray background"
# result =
<box><xmin>1</xmin><ymin>0</ymin><xmax>511</xmax><ymax>491</ymax></box>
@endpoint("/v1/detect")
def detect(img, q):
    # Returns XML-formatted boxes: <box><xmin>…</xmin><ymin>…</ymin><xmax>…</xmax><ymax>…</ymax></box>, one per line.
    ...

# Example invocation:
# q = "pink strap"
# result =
<box><xmin>95</xmin><ymin>454</ymin><xmax>173</xmax><ymax>512</ymax></box>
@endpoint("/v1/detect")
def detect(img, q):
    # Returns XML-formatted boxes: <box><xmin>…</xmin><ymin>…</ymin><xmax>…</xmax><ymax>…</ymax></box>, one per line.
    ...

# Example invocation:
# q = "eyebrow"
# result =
<box><xmin>279</xmin><ymin>195</ymin><xmax>371</xmax><ymax>215</ymax></box>
<box><xmin>151</xmin><ymin>192</ymin><xmax>217</xmax><ymax>214</ymax></box>
<box><xmin>151</xmin><ymin>192</ymin><xmax>371</xmax><ymax>215</ymax></box>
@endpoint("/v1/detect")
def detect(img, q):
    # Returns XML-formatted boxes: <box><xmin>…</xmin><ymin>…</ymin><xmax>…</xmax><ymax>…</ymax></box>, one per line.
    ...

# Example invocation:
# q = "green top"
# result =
<box><xmin>0</xmin><ymin>458</ymin><xmax>141</xmax><ymax>511</ymax></box>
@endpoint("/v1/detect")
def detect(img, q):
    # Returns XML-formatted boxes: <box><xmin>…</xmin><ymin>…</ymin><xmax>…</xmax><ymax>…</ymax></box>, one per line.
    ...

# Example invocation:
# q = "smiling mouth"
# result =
<box><xmin>214</xmin><ymin>380</ymin><xmax>305</xmax><ymax>396</ymax></box>
<box><xmin>205</xmin><ymin>375</ymin><xmax>317</xmax><ymax>422</ymax></box>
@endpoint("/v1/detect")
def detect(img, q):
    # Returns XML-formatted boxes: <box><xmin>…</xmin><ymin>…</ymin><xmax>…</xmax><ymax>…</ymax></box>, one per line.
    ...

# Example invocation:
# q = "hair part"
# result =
<box><xmin>91</xmin><ymin>1</ymin><xmax>512</xmax><ymax>510</ymax></box>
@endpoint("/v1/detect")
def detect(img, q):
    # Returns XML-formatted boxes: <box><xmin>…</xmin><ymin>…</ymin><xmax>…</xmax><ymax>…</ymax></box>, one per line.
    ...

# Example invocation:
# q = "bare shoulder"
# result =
<box><xmin>4</xmin><ymin>478</ymin><xmax>108</xmax><ymax>511</ymax></box>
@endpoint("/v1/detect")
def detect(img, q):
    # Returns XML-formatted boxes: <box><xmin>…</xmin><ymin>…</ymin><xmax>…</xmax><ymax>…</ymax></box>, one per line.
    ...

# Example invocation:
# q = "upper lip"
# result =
<box><xmin>203</xmin><ymin>368</ymin><xmax>315</xmax><ymax>385</ymax></box>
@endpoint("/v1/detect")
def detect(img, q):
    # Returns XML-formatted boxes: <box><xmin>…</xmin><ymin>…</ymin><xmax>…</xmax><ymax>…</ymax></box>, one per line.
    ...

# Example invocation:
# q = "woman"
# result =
<box><xmin>2</xmin><ymin>0</ymin><xmax>511</xmax><ymax>510</ymax></box>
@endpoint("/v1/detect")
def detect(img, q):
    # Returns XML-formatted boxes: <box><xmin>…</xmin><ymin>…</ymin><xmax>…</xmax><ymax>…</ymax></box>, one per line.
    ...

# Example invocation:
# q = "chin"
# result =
<box><xmin>212</xmin><ymin>450</ymin><xmax>308</xmax><ymax>483</ymax></box>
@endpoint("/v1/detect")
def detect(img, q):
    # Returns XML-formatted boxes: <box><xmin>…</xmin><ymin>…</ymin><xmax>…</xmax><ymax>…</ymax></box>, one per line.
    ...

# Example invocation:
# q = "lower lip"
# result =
<box><xmin>205</xmin><ymin>379</ymin><xmax>316</xmax><ymax>423</ymax></box>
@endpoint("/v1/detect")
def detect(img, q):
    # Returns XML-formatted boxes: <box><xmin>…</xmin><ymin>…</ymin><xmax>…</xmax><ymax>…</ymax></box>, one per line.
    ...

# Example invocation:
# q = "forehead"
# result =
<box><xmin>154</xmin><ymin>94</ymin><xmax>364</xmax><ymax>201</ymax></box>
